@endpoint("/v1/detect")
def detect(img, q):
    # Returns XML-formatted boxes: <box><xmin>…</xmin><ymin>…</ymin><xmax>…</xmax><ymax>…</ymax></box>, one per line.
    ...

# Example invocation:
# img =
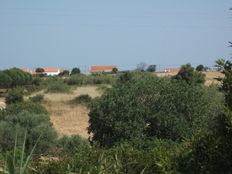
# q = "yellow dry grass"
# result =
<box><xmin>34</xmin><ymin>86</ymin><xmax>101</xmax><ymax>139</ymax></box>
<box><xmin>156</xmin><ymin>71</ymin><xmax>224</xmax><ymax>86</ymax></box>
<box><xmin>44</xmin><ymin>100</ymin><xmax>90</xmax><ymax>139</ymax></box>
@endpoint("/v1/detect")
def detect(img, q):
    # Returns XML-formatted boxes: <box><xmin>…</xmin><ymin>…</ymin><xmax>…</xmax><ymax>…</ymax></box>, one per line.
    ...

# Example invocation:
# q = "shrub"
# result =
<box><xmin>0</xmin><ymin>71</ymin><xmax>12</xmax><ymax>88</ymax></box>
<box><xmin>196</xmin><ymin>64</ymin><xmax>205</xmax><ymax>71</ymax></box>
<box><xmin>88</xmin><ymin>73</ymin><xmax>223</xmax><ymax>147</ymax></box>
<box><xmin>71</xmin><ymin>94</ymin><xmax>92</xmax><ymax>105</ymax></box>
<box><xmin>71</xmin><ymin>67</ymin><xmax>81</xmax><ymax>76</ymax></box>
<box><xmin>47</xmin><ymin>81</ymin><xmax>71</xmax><ymax>93</ymax></box>
<box><xmin>67</xmin><ymin>74</ymin><xmax>116</xmax><ymax>85</ymax></box>
<box><xmin>146</xmin><ymin>64</ymin><xmax>156</xmax><ymax>72</ymax></box>
<box><xmin>29</xmin><ymin>94</ymin><xmax>44</xmax><ymax>103</ymax></box>
<box><xmin>0</xmin><ymin>111</ymin><xmax>57</xmax><ymax>154</ymax></box>
<box><xmin>4</xmin><ymin>68</ymin><xmax>32</xmax><ymax>87</ymax></box>
<box><xmin>5</xmin><ymin>88</ymin><xmax>24</xmax><ymax>105</ymax></box>
<box><xmin>57</xmin><ymin>135</ymin><xmax>89</xmax><ymax>155</ymax></box>
<box><xmin>174</xmin><ymin>63</ymin><xmax>205</xmax><ymax>84</ymax></box>
<box><xmin>2</xmin><ymin>101</ymin><xmax>48</xmax><ymax>115</ymax></box>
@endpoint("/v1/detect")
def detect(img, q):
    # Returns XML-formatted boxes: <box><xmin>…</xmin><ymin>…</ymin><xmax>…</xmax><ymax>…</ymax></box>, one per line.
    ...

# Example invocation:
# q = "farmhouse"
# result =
<box><xmin>20</xmin><ymin>68</ymin><xmax>30</xmax><ymax>73</ymax></box>
<box><xmin>90</xmin><ymin>66</ymin><xmax>117</xmax><ymax>73</ymax></box>
<box><xmin>164</xmin><ymin>67</ymin><xmax>180</xmax><ymax>74</ymax></box>
<box><xmin>30</xmin><ymin>68</ymin><xmax>63</xmax><ymax>76</ymax></box>
<box><xmin>43</xmin><ymin>68</ymin><xmax>63</xmax><ymax>76</ymax></box>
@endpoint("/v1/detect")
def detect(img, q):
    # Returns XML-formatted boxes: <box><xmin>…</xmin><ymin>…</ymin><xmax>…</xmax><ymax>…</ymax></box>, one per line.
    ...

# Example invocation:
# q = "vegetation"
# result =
<box><xmin>5</xmin><ymin>88</ymin><xmax>24</xmax><ymax>105</ymax></box>
<box><xmin>47</xmin><ymin>80</ymin><xmax>71</xmax><ymax>93</ymax></box>
<box><xmin>0</xmin><ymin>101</ymin><xmax>56</xmax><ymax>154</ymax></box>
<box><xmin>2</xmin><ymin>132</ymin><xmax>40</xmax><ymax>174</ymax></box>
<box><xmin>146</xmin><ymin>64</ymin><xmax>156</xmax><ymax>72</ymax></box>
<box><xmin>0</xmin><ymin>68</ymin><xmax>32</xmax><ymax>88</ymax></box>
<box><xmin>112</xmin><ymin>67</ymin><xmax>118</xmax><ymax>74</ymax></box>
<box><xmin>88</xmin><ymin>72</ymin><xmax>223</xmax><ymax>147</ymax></box>
<box><xmin>67</xmin><ymin>74</ymin><xmax>116</xmax><ymax>85</ymax></box>
<box><xmin>221</xmin><ymin>60</ymin><xmax>232</xmax><ymax>110</ymax></box>
<box><xmin>71</xmin><ymin>67</ymin><xmax>81</xmax><ymax>76</ymax></box>
<box><xmin>174</xmin><ymin>63</ymin><xmax>205</xmax><ymax>84</ymax></box>
<box><xmin>71</xmin><ymin>94</ymin><xmax>92</xmax><ymax>105</ymax></box>
<box><xmin>58</xmin><ymin>70</ymin><xmax>70</xmax><ymax>77</ymax></box>
<box><xmin>196</xmin><ymin>64</ymin><xmax>205</xmax><ymax>71</ymax></box>
<box><xmin>0</xmin><ymin>60</ymin><xmax>231</xmax><ymax>173</ymax></box>
<box><xmin>29</xmin><ymin>94</ymin><xmax>44</xmax><ymax>103</ymax></box>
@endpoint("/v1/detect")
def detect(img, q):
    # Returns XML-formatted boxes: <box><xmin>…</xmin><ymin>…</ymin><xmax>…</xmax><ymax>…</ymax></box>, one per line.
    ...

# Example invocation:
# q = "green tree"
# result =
<box><xmin>196</xmin><ymin>64</ymin><xmax>205</xmax><ymax>72</ymax></box>
<box><xmin>174</xmin><ymin>63</ymin><xmax>205</xmax><ymax>84</ymax></box>
<box><xmin>215</xmin><ymin>58</ymin><xmax>225</xmax><ymax>71</ymax></box>
<box><xmin>112</xmin><ymin>67</ymin><xmax>118</xmax><ymax>74</ymax></box>
<box><xmin>35</xmin><ymin>68</ymin><xmax>44</xmax><ymax>73</ymax></box>
<box><xmin>0</xmin><ymin>71</ymin><xmax>12</xmax><ymax>88</ymax></box>
<box><xmin>221</xmin><ymin>60</ymin><xmax>232</xmax><ymax>110</ymax></box>
<box><xmin>146</xmin><ymin>64</ymin><xmax>156</xmax><ymax>72</ymax></box>
<box><xmin>0</xmin><ymin>102</ymin><xmax>57</xmax><ymax>153</ymax></box>
<box><xmin>59</xmin><ymin>70</ymin><xmax>70</xmax><ymax>76</ymax></box>
<box><xmin>4</xmin><ymin>68</ymin><xmax>32</xmax><ymax>87</ymax></box>
<box><xmin>71</xmin><ymin>67</ymin><xmax>81</xmax><ymax>75</ymax></box>
<box><xmin>88</xmin><ymin>74</ymin><xmax>223</xmax><ymax>147</ymax></box>
<box><xmin>5</xmin><ymin>88</ymin><xmax>24</xmax><ymax>105</ymax></box>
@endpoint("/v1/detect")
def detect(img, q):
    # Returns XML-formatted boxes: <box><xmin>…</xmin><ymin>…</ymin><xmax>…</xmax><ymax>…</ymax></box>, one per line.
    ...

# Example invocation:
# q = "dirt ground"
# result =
<box><xmin>41</xmin><ymin>86</ymin><xmax>101</xmax><ymax>139</ymax></box>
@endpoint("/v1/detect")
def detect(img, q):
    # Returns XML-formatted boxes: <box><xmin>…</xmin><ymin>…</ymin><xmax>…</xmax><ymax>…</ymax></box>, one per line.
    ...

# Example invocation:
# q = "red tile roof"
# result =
<box><xmin>20</xmin><ymin>68</ymin><xmax>29</xmax><ymax>73</ymax></box>
<box><xmin>165</xmin><ymin>68</ymin><xmax>180</xmax><ymax>73</ymax></box>
<box><xmin>31</xmin><ymin>70</ymin><xmax>38</xmax><ymax>75</ymax></box>
<box><xmin>90</xmin><ymin>66</ymin><xmax>116</xmax><ymax>72</ymax></box>
<box><xmin>43</xmin><ymin>68</ymin><xmax>60</xmax><ymax>72</ymax></box>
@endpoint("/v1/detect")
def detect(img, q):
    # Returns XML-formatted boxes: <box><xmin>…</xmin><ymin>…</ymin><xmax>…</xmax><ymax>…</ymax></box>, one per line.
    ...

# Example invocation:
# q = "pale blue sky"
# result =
<box><xmin>0</xmin><ymin>0</ymin><xmax>231</xmax><ymax>71</ymax></box>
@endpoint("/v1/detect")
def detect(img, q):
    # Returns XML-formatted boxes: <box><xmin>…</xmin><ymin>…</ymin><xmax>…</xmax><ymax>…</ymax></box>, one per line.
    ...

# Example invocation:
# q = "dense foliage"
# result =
<box><xmin>0</xmin><ymin>102</ymin><xmax>56</xmax><ymax>153</ymax></box>
<box><xmin>88</xmin><ymin>72</ymin><xmax>223</xmax><ymax>147</ymax></box>
<box><xmin>0</xmin><ymin>68</ymin><xmax>32</xmax><ymax>88</ymax></box>
<box><xmin>221</xmin><ymin>60</ymin><xmax>232</xmax><ymax>110</ymax></box>
<box><xmin>67</xmin><ymin>74</ymin><xmax>116</xmax><ymax>85</ymax></box>
<box><xmin>5</xmin><ymin>88</ymin><xmax>24</xmax><ymax>105</ymax></box>
<box><xmin>174</xmin><ymin>64</ymin><xmax>205</xmax><ymax>84</ymax></box>
<box><xmin>71</xmin><ymin>67</ymin><xmax>81</xmax><ymax>76</ymax></box>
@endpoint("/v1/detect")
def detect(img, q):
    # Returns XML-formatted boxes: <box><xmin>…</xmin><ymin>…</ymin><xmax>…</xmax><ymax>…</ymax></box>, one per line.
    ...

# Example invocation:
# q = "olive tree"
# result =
<box><xmin>88</xmin><ymin>73</ymin><xmax>223</xmax><ymax>147</ymax></box>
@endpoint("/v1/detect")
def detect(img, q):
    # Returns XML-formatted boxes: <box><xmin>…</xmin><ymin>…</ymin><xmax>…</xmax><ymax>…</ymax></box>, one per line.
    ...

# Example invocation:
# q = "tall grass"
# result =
<box><xmin>2</xmin><ymin>132</ymin><xmax>40</xmax><ymax>174</ymax></box>
<box><xmin>67</xmin><ymin>74</ymin><xmax>117</xmax><ymax>86</ymax></box>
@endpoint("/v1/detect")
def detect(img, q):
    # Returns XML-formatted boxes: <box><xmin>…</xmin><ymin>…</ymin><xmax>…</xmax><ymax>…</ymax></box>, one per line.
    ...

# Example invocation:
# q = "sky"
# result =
<box><xmin>0</xmin><ymin>0</ymin><xmax>231</xmax><ymax>71</ymax></box>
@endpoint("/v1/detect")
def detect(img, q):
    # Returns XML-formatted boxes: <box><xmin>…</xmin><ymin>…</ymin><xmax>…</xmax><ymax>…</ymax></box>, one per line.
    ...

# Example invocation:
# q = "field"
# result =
<box><xmin>0</xmin><ymin>72</ymin><xmax>223</xmax><ymax>139</ymax></box>
<box><xmin>156</xmin><ymin>71</ymin><xmax>224</xmax><ymax>86</ymax></box>
<box><xmin>28</xmin><ymin>86</ymin><xmax>102</xmax><ymax>139</ymax></box>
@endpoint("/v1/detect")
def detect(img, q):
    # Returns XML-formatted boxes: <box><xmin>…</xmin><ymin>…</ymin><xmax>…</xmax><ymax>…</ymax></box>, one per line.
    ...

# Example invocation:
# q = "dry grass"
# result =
<box><xmin>0</xmin><ymin>97</ymin><xmax>6</xmax><ymax>110</ymax></box>
<box><xmin>44</xmin><ymin>101</ymin><xmax>90</xmax><ymax>139</ymax></box>
<box><xmin>155</xmin><ymin>71</ymin><xmax>224</xmax><ymax>86</ymax></box>
<box><xmin>36</xmin><ymin>86</ymin><xmax>101</xmax><ymax>139</ymax></box>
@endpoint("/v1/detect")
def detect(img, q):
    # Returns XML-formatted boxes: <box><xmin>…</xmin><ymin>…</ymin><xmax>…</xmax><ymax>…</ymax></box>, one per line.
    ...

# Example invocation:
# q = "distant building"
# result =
<box><xmin>20</xmin><ymin>68</ymin><xmax>30</xmax><ymax>73</ymax></box>
<box><xmin>43</xmin><ymin>68</ymin><xmax>62</xmax><ymax>76</ymax></box>
<box><xmin>30</xmin><ymin>68</ymin><xmax>63</xmax><ymax>76</ymax></box>
<box><xmin>164</xmin><ymin>67</ymin><xmax>181</xmax><ymax>74</ymax></box>
<box><xmin>90</xmin><ymin>66</ymin><xmax>117</xmax><ymax>73</ymax></box>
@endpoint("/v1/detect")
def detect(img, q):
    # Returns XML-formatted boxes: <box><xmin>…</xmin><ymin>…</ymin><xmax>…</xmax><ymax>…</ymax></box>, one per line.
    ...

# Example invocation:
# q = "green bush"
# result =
<box><xmin>4</xmin><ymin>68</ymin><xmax>32</xmax><ymax>87</ymax></box>
<box><xmin>29</xmin><ymin>94</ymin><xmax>44</xmax><ymax>103</ymax></box>
<box><xmin>5</xmin><ymin>88</ymin><xmax>24</xmax><ymax>105</ymax></box>
<box><xmin>57</xmin><ymin>135</ymin><xmax>89</xmax><ymax>155</ymax></box>
<box><xmin>174</xmin><ymin>63</ymin><xmax>205</xmax><ymax>84</ymax></box>
<box><xmin>71</xmin><ymin>94</ymin><xmax>92</xmax><ymax>105</ymax></box>
<box><xmin>47</xmin><ymin>81</ymin><xmax>71</xmax><ymax>93</ymax></box>
<box><xmin>67</xmin><ymin>74</ymin><xmax>116</xmax><ymax>85</ymax></box>
<box><xmin>88</xmin><ymin>73</ymin><xmax>223</xmax><ymax>147</ymax></box>
<box><xmin>2</xmin><ymin>101</ymin><xmax>48</xmax><ymax>115</ymax></box>
<box><xmin>0</xmin><ymin>111</ymin><xmax>57</xmax><ymax>154</ymax></box>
